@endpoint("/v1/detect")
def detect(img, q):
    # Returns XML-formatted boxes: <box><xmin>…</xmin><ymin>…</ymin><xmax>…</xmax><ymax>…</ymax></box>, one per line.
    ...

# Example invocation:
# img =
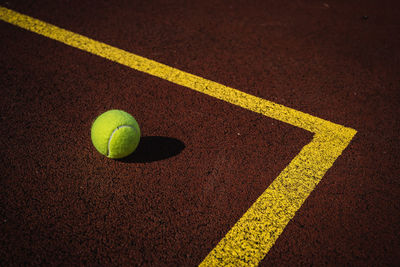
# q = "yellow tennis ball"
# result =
<box><xmin>91</xmin><ymin>109</ymin><xmax>141</xmax><ymax>159</ymax></box>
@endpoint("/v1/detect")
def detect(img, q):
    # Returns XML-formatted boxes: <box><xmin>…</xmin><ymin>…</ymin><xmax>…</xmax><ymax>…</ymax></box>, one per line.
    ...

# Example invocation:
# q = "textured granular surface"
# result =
<box><xmin>1</xmin><ymin>0</ymin><xmax>399</xmax><ymax>266</ymax></box>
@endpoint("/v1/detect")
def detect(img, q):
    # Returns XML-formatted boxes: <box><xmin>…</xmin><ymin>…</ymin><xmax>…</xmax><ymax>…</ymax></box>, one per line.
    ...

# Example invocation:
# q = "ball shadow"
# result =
<box><xmin>118</xmin><ymin>136</ymin><xmax>185</xmax><ymax>163</ymax></box>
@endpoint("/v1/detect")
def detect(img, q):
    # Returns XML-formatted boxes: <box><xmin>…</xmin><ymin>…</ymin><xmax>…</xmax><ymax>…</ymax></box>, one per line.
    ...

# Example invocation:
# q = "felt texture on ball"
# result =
<box><xmin>91</xmin><ymin>109</ymin><xmax>141</xmax><ymax>159</ymax></box>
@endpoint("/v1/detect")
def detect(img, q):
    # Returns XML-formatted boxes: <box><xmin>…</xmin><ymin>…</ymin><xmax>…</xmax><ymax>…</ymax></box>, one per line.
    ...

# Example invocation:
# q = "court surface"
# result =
<box><xmin>1</xmin><ymin>1</ymin><xmax>399</xmax><ymax>266</ymax></box>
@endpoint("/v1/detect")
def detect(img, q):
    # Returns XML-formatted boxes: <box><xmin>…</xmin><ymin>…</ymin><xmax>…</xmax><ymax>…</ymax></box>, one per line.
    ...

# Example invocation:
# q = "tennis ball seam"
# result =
<box><xmin>107</xmin><ymin>125</ymin><xmax>137</xmax><ymax>157</ymax></box>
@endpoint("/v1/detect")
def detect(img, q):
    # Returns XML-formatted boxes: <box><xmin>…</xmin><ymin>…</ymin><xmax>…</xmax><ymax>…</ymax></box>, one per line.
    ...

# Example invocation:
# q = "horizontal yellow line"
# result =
<box><xmin>0</xmin><ymin>6</ymin><xmax>357</xmax><ymax>266</ymax></box>
<box><xmin>0</xmin><ymin>6</ymin><xmax>352</xmax><ymax>135</ymax></box>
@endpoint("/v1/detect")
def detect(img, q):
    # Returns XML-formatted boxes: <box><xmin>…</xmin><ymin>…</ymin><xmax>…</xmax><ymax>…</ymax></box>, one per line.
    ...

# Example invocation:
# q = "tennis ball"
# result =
<box><xmin>91</xmin><ymin>109</ymin><xmax>140</xmax><ymax>159</ymax></box>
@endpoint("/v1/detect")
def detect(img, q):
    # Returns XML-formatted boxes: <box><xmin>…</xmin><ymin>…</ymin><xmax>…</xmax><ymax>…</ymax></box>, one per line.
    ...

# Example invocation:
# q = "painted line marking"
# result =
<box><xmin>0</xmin><ymin>6</ymin><xmax>357</xmax><ymax>266</ymax></box>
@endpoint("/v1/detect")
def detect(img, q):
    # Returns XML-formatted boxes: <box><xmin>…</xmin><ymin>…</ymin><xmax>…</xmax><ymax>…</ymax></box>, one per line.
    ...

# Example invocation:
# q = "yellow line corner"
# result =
<box><xmin>0</xmin><ymin>6</ymin><xmax>357</xmax><ymax>266</ymax></box>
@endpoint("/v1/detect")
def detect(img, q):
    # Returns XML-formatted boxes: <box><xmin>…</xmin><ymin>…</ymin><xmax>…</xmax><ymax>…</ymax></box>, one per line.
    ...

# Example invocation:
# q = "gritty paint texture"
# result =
<box><xmin>0</xmin><ymin>6</ymin><xmax>357</xmax><ymax>266</ymax></box>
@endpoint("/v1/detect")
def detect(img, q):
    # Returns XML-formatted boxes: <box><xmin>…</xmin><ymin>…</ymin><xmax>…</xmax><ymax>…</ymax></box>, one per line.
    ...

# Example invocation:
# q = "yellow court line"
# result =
<box><xmin>0</xmin><ymin>6</ymin><xmax>357</xmax><ymax>266</ymax></box>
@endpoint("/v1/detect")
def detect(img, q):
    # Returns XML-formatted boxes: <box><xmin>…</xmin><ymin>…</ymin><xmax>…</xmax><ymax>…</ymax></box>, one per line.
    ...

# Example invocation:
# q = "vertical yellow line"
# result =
<box><xmin>199</xmin><ymin>130</ymin><xmax>356</xmax><ymax>266</ymax></box>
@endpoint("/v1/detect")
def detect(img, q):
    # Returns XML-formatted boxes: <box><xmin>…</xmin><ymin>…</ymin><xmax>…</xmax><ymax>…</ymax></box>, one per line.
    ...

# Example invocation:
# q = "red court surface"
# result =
<box><xmin>1</xmin><ymin>0</ymin><xmax>399</xmax><ymax>266</ymax></box>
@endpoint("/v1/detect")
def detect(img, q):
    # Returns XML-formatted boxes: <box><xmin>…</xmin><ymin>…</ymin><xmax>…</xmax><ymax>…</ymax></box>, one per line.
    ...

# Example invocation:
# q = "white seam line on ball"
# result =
<box><xmin>107</xmin><ymin>125</ymin><xmax>136</xmax><ymax>157</ymax></box>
